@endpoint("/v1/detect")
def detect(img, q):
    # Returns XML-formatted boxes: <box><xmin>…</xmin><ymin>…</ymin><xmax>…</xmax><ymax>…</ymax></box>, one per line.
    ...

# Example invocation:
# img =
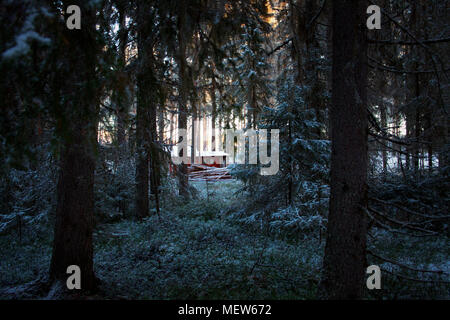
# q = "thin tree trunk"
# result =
<box><xmin>211</xmin><ymin>76</ymin><xmax>217</xmax><ymax>152</ymax></box>
<box><xmin>116</xmin><ymin>2</ymin><xmax>128</xmax><ymax>146</ymax></box>
<box><xmin>380</xmin><ymin>103</ymin><xmax>388</xmax><ymax>176</ymax></box>
<box><xmin>414</xmin><ymin>73</ymin><xmax>420</xmax><ymax>175</ymax></box>
<box><xmin>191</xmin><ymin>102</ymin><xmax>197</xmax><ymax>164</ymax></box>
<box><xmin>135</xmin><ymin>1</ymin><xmax>153</xmax><ymax>219</ymax></box>
<box><xmin>288</xmin><ymin>119</ymin><xmax>293</xmax><ymax>206</ymax></box>
<box><xmin>150</xmin><ymin>100</ymin><xmax>160</xmax><ymax>215</ymax></box>
<box><xmin>177</xmin><ymin>0</ymin><xmax>190</xmax><ymax>199</ymax></box>
<box><xmin>427</xmin><ymin>114</ymin><xmax>433</xmax><ymax>172</ymax></box>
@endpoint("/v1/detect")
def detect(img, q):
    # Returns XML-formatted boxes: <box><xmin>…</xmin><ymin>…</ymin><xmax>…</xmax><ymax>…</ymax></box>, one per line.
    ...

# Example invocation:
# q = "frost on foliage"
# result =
<box><xmin>2</xmin><ymin>12</ymin><xmax>51</xmax><ymax>60</ymax></box>
<box><xmin>231</xmin><ymin>75</ymin><xmax>330</xmax><ymax>235</ymax></box>
<box><xmin>0</xmin><ymin>153</ymin><xmax>56</xmax><ymax>236</ymax></box>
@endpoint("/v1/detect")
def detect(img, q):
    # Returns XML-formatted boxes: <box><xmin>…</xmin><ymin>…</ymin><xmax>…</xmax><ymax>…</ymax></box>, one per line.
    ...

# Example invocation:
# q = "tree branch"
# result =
<box><xmin>368</xmin><ymin>37</ymin><xmax>450</xmax><ymax>45</ymax></box>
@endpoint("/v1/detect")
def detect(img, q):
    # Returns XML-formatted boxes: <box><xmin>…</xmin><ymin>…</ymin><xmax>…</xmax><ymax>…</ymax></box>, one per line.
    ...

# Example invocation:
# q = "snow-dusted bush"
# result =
<box><xmin>94</xmin><ymin>146</ymin><xmax>136</xmax><ymax>222</ymax></box>
<box><xmin>230</xmin><ymin>76</ymin><xmax>330</xmax><ymax>238</ymax></box>
<box><xmin>0</xmin><ymin>151</ymin><xmax>56</xmax><ymax>238</ymax></box>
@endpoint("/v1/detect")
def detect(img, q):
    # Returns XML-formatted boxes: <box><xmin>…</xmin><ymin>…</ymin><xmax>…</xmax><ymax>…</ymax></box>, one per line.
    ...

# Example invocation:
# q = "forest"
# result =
<box><xmin>0</xmin><ymin>0</ymin><xmax>449</xmax><ymax>301</ymax></box>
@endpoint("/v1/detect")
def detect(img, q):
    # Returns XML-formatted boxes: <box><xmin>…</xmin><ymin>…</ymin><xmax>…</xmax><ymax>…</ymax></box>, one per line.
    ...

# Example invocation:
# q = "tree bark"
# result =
<box><xmin>49</xmin><ymin>1</ymin><xmax>99</xmax><ymax>292</ymax></box>
<box><xmin>380</xmin><ymin>103</ymin><xmax>388</xmax><ymax>176</ymax></box>
<box><xmin>135</xmin><ymin>1</ymin><xmax>153</xmax><ymax>219</ymax></box>
<box><xmin>320</xmin><ymin>0</ymin><xmax>368</xmax><ymax>299</ymax></box>
<box><xmin>211</xmin><ymin>75</ymin><xmax>217</xmax><ymax>152</ymax></box>
<box><xmin>116</xmin><ymin>2</ymin><xmax>129</xmax><ymax>146</ymax></box>
<box><xmin>176</xmin><ymin>0</ymin><xmax>190</xmax><ymax>199</ymax></box>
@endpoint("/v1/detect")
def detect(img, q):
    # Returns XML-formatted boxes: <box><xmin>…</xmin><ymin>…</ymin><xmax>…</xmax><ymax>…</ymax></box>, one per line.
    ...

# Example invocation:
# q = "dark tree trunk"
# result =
<box><xmin>150</xmin><ymin>99</ymin><xmax>160</xmax><ymax>215</ymax></box>
<box><xmin>405</xmin><ymin>108</ymin><xmax>412</xmax><ymax>171</ymax></box>
<box><xmin>135</xmin><ymin>1</ymin><xmax>153</xmax><ymax>219</ymax></box>
<box><xmin>51</xmin><ymin>130</ymin><xmax>97</xmax><ymax>291</ymax></box>
<box><xmin>211</xmin><ymin>75</ymin><xmax>217</xmax><ymax>152</ymax></box>
<box><xmin>49</xmin><ymin>1</ymin><xmax>99</xmax><ymax>292</ymax></box>
<box><xmin>380</xmin><ymin>103</ymin><xmax>388</xmax><ymax>176</ymax></box>
<box><xmin>288</xmin><ymin>118</ymin><xmax>293</xmax><ymax>206</ymax></box>
<box><xmin>427</xmin><ymin>114</ymin><xmax>433</xmax><ymax>172</ymax></box>
<box><xmin>116</xmin><ymin>2</ymin><xmax>129</xmax><ymax>146</ymax></box>
<box><xmin>191</xmin><ymin>101</ymin><xmax>197</xmax><ymax>165</ymax></box>
<box><xmin>414</xmin><ymin>73</ymin><xmax>421</xmax><ymax>175</ymax></box>
<box><xmin>247</xmin><ymin>84</ymin><xmax>255</xmax><ymax>129</ymax></box>
<box><xmin>320</xmin><ymin>0</ymin><xmax>368</xmax><ymax>299</ymax></box>
<box><xmin>176</xmin><ymin>0</ymin><xmax>190</xmax><ymax>199</ymax></box>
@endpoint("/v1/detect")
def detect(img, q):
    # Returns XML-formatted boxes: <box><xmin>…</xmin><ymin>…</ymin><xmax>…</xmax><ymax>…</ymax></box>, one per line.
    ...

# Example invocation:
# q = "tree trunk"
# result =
<box><xmin>191</xmin><ymin>102</ymin><xmax>197</xmax><ymax>164</ymax></box>
<box><xmin>135</xmin><ymin>1</ymin><xmax>153</xmax><ymax>219</ymax></box>
<box><xmin>150</xmin><ymin>99</ymin><xmax>160</xmax><ymax>215</ymax></box>
<box><xmin>320</xmin><ymin>0</ymin><xmax>368</xmax><ymax>299</ymax></box>
<box><xmin>177</xmin><ymin>0</ymin><xmax>190</xmax><ymax>199</ymax></box>
<box><xmin>211</xmin><ymin>75</ymin><xmax>217</xmax><ymax>152</ymax></box>
<box><xmin>49</xmin><ymin>1</ymin><xmax>99</xmax><ymax>292</ymax></box>
<box><xmin>414</xmin><ymin>73</ymin><xmax>421</xmax><ymax>175</ymax></box>
<box><xmin>380</xmin><ymin>103</ymin><xmax>388</xmax><ymax>176</ymax></box>
<box><xmin>116</xmin><ymin>2</ymin><xmax>128</xmax><ymax>146</ymax></box>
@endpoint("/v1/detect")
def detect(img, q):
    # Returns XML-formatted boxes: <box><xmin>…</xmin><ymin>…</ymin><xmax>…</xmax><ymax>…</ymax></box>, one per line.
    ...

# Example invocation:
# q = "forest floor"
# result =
<box><xmin>0</xmin><ymin>180</ymin><xmax>448</xmax><ymax>299</ymax></box>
